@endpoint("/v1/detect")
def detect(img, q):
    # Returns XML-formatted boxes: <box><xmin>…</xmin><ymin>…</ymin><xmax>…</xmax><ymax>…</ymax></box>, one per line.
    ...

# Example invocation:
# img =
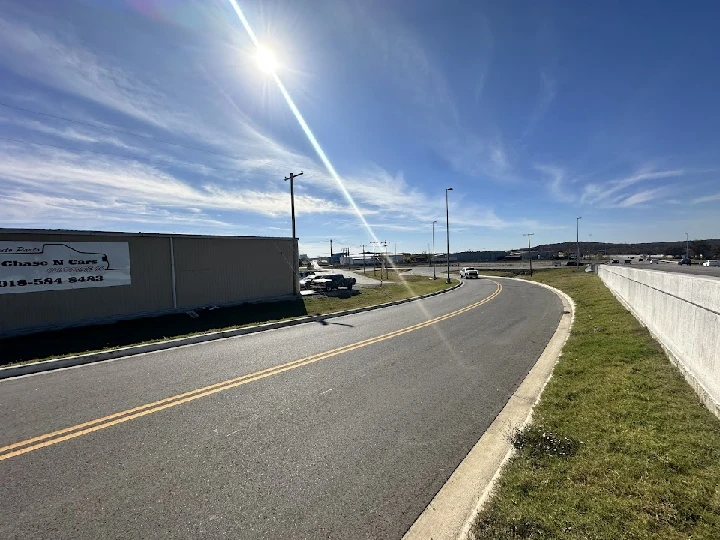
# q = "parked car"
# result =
<box><xmin>702</xmin><ymin>260</ymin><xmax>719</xmax><ymax>267</ymax></box>
<box><xmin>678</xmin><ymin>258</ymin><xmax>692</xmax><ymax>266</ymax></box>
<box><xmin>460</xmin><ymin>267</ymin><xmax>479</xmax><ymax>278</ymax></box>
<box><xmin>611</xmin><ymin>259</ymin><xmax>620</xmax><ymax>264</ymax></box>
<box><xmin>299</xmin><ymin>272</ymin><xmax>317</xmax><ymax>289</ymax></box>
<box><xmin>310</xmin><ymin>274</ymin><xmax>356</xmax><ymax>291</ymax></box>
<box><xmin>650</xmin><ymin>259</ymin><xmax>659</xmax><ymax>264</ymax></box>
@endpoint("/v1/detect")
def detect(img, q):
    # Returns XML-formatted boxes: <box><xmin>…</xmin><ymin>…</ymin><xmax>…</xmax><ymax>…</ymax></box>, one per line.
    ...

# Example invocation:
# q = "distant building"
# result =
<box><xmin>454</xmin><ymin>251</ymin><xmax>507</xmax><ymax>262</ymax></box>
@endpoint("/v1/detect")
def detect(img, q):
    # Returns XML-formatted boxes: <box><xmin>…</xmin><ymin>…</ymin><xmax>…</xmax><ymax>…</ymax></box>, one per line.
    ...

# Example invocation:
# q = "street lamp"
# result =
<box><xmin>576</xmin><ymin>216</ymin><xmax>582</xmax><ymax>271</ymax></box>
<box><xmin>524</xmin><ymin>233</ymin><xmax>534</xmax><ymax>276</ymax></box>
<box><xmin>685</xmin><ymin>232</ymin><xmax>689</xmax><ymax>260</ymax></box>
<box><xmin>445</xmin><ymin>188</ymin><xmax>453</xmax><ymax>284</ymax></box>
<box><xmin>432</xmin><ymin>220</ymin><xmax>437</xmax><ymax>280</ymax></box>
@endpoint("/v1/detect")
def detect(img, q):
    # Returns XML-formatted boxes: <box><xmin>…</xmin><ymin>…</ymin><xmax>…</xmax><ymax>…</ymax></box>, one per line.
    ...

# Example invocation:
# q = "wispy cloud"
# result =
<box><xmin>611</xmin><ymin>186</ymin><xmax>671</xmax><ymax>208</ymax></box>
<box><xmin>326</xmin><ymin>2</ymin><xmax>508</xmax><ymax>182</ymax></box>
<box><xmin>522</xmin><ymin>72</ymin><xmax>557</xmax><ymax>139</ymax></box>
<box><xmin>691</xmin><ymin>192</ymin><xmax>720</xmax><ymax>204</ymax></box>
<box><xmin>0</xmin><ymin>3</ymin><xmax>563</xmax><ymax>247</ymax></box>
<box><xmin>535</xmin><ymin>164</ymin><xmax>575</xmax><ymax>203</ymax></box>
<box><xmin>0</xmin><ymin>114</ymin><xmax>141</xmax><ymax>151</ymax></box>
<box><xmin>0</xmin><ymin>142</ymin><xmax>349</xmax><ymax>227</ymax></box>
<box><xmin>581</xmin><ymin>168</ymin><xmax>684</xmax><ymax>206</ymax></box>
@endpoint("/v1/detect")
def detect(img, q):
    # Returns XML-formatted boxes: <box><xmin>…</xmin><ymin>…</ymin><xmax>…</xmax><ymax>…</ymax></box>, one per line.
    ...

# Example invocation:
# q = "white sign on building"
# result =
<box><xmin>0</xmin><ymin>242</ymin><xmax>131</xmax><ymax>294</ymax></box>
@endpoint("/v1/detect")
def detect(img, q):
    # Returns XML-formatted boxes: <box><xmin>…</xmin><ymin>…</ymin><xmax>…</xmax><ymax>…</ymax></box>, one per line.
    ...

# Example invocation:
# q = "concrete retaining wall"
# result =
<box><xmin>599</xmin><ymin>265</ymin><xmax>720</xmax><ymax>417</ymax></box>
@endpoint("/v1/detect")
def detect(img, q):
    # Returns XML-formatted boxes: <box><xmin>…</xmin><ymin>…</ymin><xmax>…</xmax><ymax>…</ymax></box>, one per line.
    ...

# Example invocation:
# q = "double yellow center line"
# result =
<box><xmin>0</xmin><ymin>281</ymin><xmax>502</xmax><ymax>462</ymax></box>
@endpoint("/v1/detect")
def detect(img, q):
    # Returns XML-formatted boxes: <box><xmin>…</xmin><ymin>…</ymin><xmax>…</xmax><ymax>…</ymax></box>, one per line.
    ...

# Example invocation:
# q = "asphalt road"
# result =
<box><xmin>0</xmin><ymin>278</ymin><xmax>562</xmax><ymax>540</ymax></box>
<box><xmin>623</xmin><ymin>260</ymin><xmax>720</xmax><ymax>278</ymax></box>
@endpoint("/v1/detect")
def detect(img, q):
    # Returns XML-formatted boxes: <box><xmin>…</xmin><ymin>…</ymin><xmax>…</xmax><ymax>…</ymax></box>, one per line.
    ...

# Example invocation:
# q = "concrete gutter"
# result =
<box><xmin>403</xmin><ymin>277</ymin><xmax>575</xmax><ymax>540</ymax></box>
<box><xmin>0</xmin><ymin>282</ymin><xmax>462</xmax><ymax>380</ymax></box>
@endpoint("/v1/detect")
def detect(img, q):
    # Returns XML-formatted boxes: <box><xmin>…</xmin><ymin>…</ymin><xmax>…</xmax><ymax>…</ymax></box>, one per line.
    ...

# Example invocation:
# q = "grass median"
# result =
<box><xmin>472</xmin><ymin>269</ymin><xmax>720</xmax><ymax>539</ymax></box>
<box><xmin>0</xmin><ymin>273</ymin><xmax>455</xmax><ymax>367</ymax></box>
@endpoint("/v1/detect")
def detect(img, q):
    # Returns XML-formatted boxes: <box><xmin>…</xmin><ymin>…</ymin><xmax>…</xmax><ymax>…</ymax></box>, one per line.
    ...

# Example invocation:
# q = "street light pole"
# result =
<box><xmin>524</xmin><ymin>233</ymin><xmax>534</xmax><ymax>276</ymax></box>
<box><xmin>362</xmin><ymin>244</ymin><xmax>366</xmax><ymax>275</ymax></box>
<box><xmin>432</xmin><ymin>220</ymin><xmax>437</xmax><ymax>280</ymax></box>
<box><xmin>445</xmin><ymin>188</ymin><xmax>453</xmax><ymax>284</ymax></box>
<box><xmin>284</xmin><ymin>171</ymin><xmax>303</xmax><ymax>295</ymax></box>
<box><xmin>576</xmin><ymin>216</ymin><xmax>582</xmax><ymax>271</ymax></box>
<box><xmin>685</xmin><ymin>232</ymin><xmax>689</xmax><ymax>260</ymax></box>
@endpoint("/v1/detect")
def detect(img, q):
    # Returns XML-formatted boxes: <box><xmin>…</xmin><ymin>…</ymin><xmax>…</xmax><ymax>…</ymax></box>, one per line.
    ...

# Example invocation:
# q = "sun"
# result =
<box><xmin>255</xmin><ymin>46</ymin><xmax>277</xmax><ymax>74</ymax></box>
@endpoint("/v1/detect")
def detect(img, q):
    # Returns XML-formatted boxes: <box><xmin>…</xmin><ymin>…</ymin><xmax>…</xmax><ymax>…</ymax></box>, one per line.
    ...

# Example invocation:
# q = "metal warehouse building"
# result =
<box><xmin>0</xmin><ymin>229</ymin><xmax>297</xmax><ymax>337</ymax></box>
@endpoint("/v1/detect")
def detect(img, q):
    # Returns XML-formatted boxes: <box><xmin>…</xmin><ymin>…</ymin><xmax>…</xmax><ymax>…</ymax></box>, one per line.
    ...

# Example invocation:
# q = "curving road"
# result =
<box><xmin>0</xmin><ymin>278</ymin><xmax>562</xmax><ymax>539</ymax></box>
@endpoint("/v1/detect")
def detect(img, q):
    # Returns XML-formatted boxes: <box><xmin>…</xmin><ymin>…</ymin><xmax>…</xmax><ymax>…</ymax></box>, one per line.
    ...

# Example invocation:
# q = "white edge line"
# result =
<box><xmin>402</xmin><ymin>276</ymin><xmax>575</xmax><ymax>540</ymax></box>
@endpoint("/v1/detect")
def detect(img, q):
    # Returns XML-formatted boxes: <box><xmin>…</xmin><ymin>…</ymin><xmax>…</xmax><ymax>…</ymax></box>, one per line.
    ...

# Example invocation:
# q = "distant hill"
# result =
<box><xmin>528</xmin><ymin>239</ymin><xmax>720</xmax><ymax>259</ymax></box>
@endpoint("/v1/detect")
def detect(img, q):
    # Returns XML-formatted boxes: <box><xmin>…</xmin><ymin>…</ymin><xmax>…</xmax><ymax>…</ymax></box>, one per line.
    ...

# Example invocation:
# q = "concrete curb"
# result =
<box><xmin>403</xmin><ymin>277</ymin><xmax>575</xmax><ymax>540</ymax></box>
<box><xmin>0</xmin><ymin>281</ymin><xmax>463</xmax><ymax>381</ymax></box>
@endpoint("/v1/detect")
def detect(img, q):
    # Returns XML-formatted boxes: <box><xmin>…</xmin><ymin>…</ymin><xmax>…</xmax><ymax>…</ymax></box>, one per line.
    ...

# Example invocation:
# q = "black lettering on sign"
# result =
<box><xmin>53</xmin><ymin>260</ymin><xmax>64</xmax><ymax>265</ymax></box>
<box><xmin>69</xmin><ymin>259</ymin><xmax>98</xmax><ymax>265</ymax></box>
<box><xmin>1</xmin><ymin>260</ymin><xmax>49</xmax><ymax>267</ymax></box>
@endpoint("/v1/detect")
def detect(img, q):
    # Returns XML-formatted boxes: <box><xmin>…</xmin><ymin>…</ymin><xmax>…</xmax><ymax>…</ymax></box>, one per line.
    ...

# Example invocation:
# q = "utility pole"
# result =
<box><xmin>330</xmin><ymin>239</ymin><xmax>333</xmax><ymax>259</ymax></box>
<box><xmin>362</xmin><ymin>244</ymin><xmax>366</xmax><ymax>275</ymax></box>
<box><xmin>445</xmin><ymin>188</ymin><xmax>453</xmax><ymax>284</ymax></box>
<box><xmin>381</xmin><ymin>240</ymin><xmax>388</xmax><ymax>280</ymax></box>
<box><xmin>432</xmin><ymin>220</ymin><xmax>437</xmax><ymax>280</ymax></box>
<box><xmin>284</xmin><ymin>171</ymin><xmax>303</xmax><ymax>295</ymax></box>
<box><xmin>685</xmin><ymin>232</ymin><xmax>689</xmax><ymax>260</ymax></box>
<box><xmin>370</xmin><ymin>240</ymin><xmax>382</xmax><ymax>284</ymax></box>
<box><xmin>576</xmin><ymin>216</ymin><xmax>582</xmax><ymax>271</ymax></box>
<box><xmin>524</xmin><ymin>233</ymin><xmax>534</xmax><ymax>276</ymax></box>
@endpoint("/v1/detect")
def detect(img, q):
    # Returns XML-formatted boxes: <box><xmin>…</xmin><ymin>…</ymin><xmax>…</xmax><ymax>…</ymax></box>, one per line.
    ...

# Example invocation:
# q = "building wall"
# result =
<box><xmin>599</xmin><ymin>265</ymin><xmax>720</xmax><ymax>418</ymax></box>
<box><xmin>0</xmin><ymin>230</ymin><xmax>295</xmax><ymax>336</ymax></box>
<box><xmin>173</xmin><ymin>236</ymin><xmax>294</xmax><ymax>308</ymax></box>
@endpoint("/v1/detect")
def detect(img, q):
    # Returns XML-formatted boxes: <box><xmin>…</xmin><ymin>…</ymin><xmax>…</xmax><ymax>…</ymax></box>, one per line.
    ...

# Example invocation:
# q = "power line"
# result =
<box><xmin>0</xmin><ymin>101</ymin><xmax>243</xmax><ymax>161</ymax></box>
<box><xmin>0</xmin><ymin>136</ymin><xmax>279</xmax><ymax>176</ymax></box>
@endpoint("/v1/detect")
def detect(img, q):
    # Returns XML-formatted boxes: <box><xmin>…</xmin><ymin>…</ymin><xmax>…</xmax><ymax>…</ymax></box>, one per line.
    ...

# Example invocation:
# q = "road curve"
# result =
<box><xmin>0</xmin><ymin>278</ymin><xmax>562</xmax><ymax>539</ymax></box>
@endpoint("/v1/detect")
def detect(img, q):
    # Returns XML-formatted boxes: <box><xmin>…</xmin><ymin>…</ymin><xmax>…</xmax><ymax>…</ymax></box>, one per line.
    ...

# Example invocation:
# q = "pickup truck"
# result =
<box><xmin>310</xmin><ymin>274</ymin><xmax>356</xmax><ymax>291</ymax></box>
<box><xmin>460</xmin><ymin>267</ymin><xmax>479</xmax><ymax>278</ymax></box>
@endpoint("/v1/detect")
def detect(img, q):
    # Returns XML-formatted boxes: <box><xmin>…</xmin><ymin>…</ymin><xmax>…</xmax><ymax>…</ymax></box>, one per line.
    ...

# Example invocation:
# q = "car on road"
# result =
<box><xmin>678</xmin><ymin>258</ymin><xmax>692</xmax><ymax>266</ymax></box>
<box><xmin>460</xmin><ymin>267</ymin><xmax>479</xmax><ymax>278</ymax></box>
<box><xmin>611</xmin><ymin>259</ymin><xmax>620</xmax><ymax>264</ymax></box>
<box><xmin>650</xmin><ymin>259</ymin><xmax>659</xmax><ymax>264</ymax></box>
<box><xmin>310</xmin><ymin>274</ymin><xmax>356</xmax><ymax>291</ymax></box>
<box><xmin>702</xmin><ymin>260</ymin><xmax>719</xmax><ymax>267</ymax></box>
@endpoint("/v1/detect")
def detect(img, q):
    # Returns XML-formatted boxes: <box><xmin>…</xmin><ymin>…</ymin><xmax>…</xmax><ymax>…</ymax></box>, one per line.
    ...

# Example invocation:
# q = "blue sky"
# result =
<box><xmin>0</xmin><ymin>0</ymin><xmax>718</xmax><ymax>256</ymax></box>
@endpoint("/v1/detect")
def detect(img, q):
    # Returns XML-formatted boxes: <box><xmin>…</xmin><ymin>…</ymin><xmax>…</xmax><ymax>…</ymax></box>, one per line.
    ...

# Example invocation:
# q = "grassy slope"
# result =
<box><xmin>473</xmin><ymin>270</ymin><xmax>720</xmax><ymax>539</ymax></box>
<box><xmin>1</xmin><ymin>273</ymin><xmax>454</xmax><ymax>365</ymax></box>
<box><xmin>304</xmin><ymin>271</ymin><xmax>452</xmax><ymax>315</ymax></box>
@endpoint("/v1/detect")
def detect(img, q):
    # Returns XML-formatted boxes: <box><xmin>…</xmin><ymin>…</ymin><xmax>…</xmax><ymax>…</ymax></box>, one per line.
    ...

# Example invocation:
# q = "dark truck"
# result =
<box><xmin>310</xmin><ymin>274</ymin><xmax>356</xmax><ymax>291</ymax></box>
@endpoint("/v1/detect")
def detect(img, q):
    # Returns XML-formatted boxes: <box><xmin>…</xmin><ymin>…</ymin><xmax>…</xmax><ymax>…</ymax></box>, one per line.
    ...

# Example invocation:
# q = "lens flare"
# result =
<box><xmin>224</xmin><ymin>1</ymin><xmax>453</xmax><ymax>339</ymax></box>
<box><xmin>256</xmin><ymin>46</ymin><xmax>277</xmax><ymax>74</ymax></box>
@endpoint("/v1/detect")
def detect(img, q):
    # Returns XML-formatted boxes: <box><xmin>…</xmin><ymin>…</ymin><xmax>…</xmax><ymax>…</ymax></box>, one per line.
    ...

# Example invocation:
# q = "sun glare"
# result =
<box><xmin>256</xmin><ymin>46</ymin><xmax>277</xmax><ymax>74</ymax></box>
